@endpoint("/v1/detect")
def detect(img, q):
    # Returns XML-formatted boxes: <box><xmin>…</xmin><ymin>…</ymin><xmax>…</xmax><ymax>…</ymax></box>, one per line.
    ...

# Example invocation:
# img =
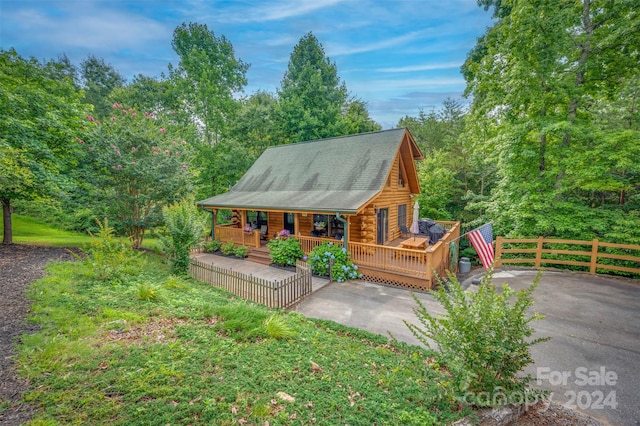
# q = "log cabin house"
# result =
<box><xmin>197</xmin><ymin>128</ymin><xmax>459</xmax><ymax>290</ymax></box>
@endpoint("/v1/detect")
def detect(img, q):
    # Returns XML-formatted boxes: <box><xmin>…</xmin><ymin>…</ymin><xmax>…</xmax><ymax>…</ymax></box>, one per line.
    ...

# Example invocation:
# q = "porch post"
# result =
<box><xmin>211</xmin><ymin>209</ymin><xmax>216</xmax><ymax>240</ymax></box>
<box><xmin>336</xmin><ymin>212</ymin><xmax>348</xmax><ymax>251</ymax></box>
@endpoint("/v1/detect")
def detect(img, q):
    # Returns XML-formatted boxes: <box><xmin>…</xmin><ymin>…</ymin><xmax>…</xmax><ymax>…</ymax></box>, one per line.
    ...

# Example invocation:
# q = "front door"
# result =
<box><xmin>284</xmin><ymin>212</ymin><xmax>295</xmax><ymax>235</ymax></box>
<box><xmin>376</xmin><ymin>208</ymin><xmax>388</xmax><ymax>245</ymax></box>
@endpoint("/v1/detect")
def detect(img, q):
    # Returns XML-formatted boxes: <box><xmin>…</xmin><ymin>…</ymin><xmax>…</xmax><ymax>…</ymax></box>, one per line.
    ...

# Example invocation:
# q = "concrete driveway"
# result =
<box><xmin>296</xmin><ymin>269</ymin><xmax>640</xmax><ymax>426</ymax></box>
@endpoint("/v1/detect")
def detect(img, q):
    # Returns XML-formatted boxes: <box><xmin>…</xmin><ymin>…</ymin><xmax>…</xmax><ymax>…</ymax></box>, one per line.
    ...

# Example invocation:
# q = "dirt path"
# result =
<box><xmin>0</xmin><ymin>244</ymin><xmax>76</xmax><ymax>426</ymax></box>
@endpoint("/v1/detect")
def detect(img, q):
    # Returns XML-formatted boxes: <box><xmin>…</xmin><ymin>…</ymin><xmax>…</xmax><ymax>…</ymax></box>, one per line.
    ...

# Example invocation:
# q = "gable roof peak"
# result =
<box><xmin>265</xmin><ymin>127</ymin><xmax>409</xmax><ymax>151</ymax></box>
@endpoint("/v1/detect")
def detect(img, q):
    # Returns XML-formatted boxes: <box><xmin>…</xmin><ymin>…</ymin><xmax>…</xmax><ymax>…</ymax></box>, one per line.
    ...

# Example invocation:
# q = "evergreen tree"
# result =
<box><xmin>276</xmin><ymin>32</ymin><xmax>348</xmax><ymax>143</ymax></box>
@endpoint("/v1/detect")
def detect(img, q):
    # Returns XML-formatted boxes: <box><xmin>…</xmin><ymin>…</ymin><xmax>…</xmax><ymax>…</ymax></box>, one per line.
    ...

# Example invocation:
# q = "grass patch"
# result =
<box><xmin>1</xmin><ymin>214</ymin><xmax>159</xmax><ymax>249</ymax></box>
<box><xmin>17</xmin><ymin>252</ymin><xmax>470</xmax><ymax>425</ymax></box>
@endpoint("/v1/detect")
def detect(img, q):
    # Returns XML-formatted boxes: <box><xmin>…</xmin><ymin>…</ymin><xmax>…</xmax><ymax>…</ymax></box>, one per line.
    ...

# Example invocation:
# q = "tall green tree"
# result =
<box><xmin>0</xmin><ymin>49</ymin><xmax>88</xmax><ymax>244</ymax></box>
<box><xmin>80</xmin><ymin>54</ymin><xmax>126</xmax><ymax>118</ymax></box>
<box><xmin>276</xmin><ymin>32</ymin><xmax>348</xmax><ymax>143</ymax></box>
<box><xmin>169</xmin><ymin>22</ymin><xmax>249</xmax><ymax>145</ymax></box>
<box><xmin>463</xmin><ymin>0</ymin><xmax>640</xmax><ymax>241</ymax></box>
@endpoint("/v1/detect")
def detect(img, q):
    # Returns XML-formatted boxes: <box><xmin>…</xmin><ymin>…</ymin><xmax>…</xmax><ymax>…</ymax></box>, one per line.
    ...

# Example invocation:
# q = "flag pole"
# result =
<box><xmin>450</xmin><ymin>222</ymin><xmax>493</xmax><ymax>243</ymax></box>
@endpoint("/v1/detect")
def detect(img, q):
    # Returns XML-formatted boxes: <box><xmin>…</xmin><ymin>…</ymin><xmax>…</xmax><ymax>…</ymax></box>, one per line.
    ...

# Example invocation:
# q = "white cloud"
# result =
<box><xmin>350</xmin><ymin>77</ymin><xmax>466</xmax><ymax>93</ymax></box>
<box><xmin>378</xmin><ymin>62</ymin><xmax>462</xmax><ymax>73</ymax></box>
<box><xmin>215</xmin><ymin>0</ymin><xmax>346</xmax><ymax>23</ymax></box>
<box><xmin>8</xmin><ymin>5</ymin><xmax>169</xmax><ymax>52</ymax></box>
<box><xmin>327</xmin><ymin>29</ymin><xmax>431</xmax><ymax>56</ymax></box>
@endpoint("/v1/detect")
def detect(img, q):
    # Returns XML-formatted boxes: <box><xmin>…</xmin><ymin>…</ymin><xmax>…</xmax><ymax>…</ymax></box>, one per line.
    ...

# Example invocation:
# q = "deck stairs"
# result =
<box><xmin>247</xmin><ymin>246</ymin><xmax>271</xmax><ymax>265</ymax></box>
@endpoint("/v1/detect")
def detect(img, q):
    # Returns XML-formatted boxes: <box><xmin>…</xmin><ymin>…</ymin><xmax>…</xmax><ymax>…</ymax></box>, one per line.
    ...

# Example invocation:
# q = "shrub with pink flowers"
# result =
<box><xmin>80</xmin><ymin>103</ymin><xmax>194</xmax><ymax>248</ymax></box>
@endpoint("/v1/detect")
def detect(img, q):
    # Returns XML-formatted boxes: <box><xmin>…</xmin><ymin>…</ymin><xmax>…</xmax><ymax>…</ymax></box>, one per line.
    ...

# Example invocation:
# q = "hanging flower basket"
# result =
<box><xmin>314</xmin><ymin>221</ymin><xmax>326</xmax><ymax>231</ymax></box>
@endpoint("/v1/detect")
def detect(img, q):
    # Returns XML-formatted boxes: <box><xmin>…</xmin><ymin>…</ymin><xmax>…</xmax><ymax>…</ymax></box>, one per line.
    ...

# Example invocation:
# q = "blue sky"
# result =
<box><xmin>1</xmin><ymin>0</ymin><xmax>493</xmax><ymax>128</ymax></box>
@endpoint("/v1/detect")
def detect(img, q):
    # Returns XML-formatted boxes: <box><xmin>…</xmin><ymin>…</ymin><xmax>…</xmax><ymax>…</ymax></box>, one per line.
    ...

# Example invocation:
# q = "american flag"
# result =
<box><xmin>468</xmin><ymin>223</ymin><xmax>494</xmax><ymax>270</ymax></box>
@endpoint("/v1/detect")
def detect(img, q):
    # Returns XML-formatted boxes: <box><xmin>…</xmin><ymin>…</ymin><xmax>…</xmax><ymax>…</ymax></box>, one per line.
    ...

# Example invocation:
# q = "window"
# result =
<box><xmin>398</xmin><ymin>204</ymin><xmax>407</xmax><ymax>228</ymax></box>
<box><xmin>246</xmin><ymin>211</ymin><xmax>267</xmax><ymax>228</ymax></box>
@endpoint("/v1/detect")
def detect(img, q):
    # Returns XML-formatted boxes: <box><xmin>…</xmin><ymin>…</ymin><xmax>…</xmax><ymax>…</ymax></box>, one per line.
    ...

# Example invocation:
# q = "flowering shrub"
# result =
<box><xmin>308</xmin><ymin>241</ymin><xmax>362</xmax><ymax>282</ymax></box>
<box><xmin>267</xmin><ymin>237</ymin><xmax>303</xmax><ymax>266</ymax></box>
<box><xmin>80</xmin><ymin>103</ymin><xmax>193</xmax><ymax>248</ymax></box>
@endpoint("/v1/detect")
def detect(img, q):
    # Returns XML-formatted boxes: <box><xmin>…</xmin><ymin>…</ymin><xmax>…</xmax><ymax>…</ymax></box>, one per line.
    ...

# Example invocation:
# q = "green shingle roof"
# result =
<box><xmin>197</xmin><ymin>128</ymin><xmax>413</xmax><ymax>214</ymax></box>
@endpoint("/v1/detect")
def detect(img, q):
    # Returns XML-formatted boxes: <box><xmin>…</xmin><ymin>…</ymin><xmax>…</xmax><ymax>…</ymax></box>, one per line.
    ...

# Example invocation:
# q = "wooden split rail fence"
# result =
<box><xmin>495</xmin><ymin>237</ymin><xmax>640</xmax><ymax>276</ymax></box>
<box><xmin>189</xmin><ymin>259</ymin><xmax>312</xmax><ymax>309</ymax></box>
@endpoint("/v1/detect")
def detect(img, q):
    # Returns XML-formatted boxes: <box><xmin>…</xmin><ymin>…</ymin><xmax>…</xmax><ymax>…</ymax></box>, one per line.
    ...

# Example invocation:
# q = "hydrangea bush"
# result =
<box><xmin>308</xmin><ymin>241</ymin><xmax>362</xmax><ymax>282</ymax></box>
<box><xmin>267</xmin><ymin>236</ymin><xmax>303</xmax><ymax>266</ymax></box>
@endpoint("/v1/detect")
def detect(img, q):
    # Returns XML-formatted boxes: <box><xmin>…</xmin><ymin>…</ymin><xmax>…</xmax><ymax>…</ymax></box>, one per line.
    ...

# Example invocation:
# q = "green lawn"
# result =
<box><xmin>1</xmin><ymin>214</ymin><xmax>159</xmax><ymax>249</ymax></box>
<box><xmin>9</xmin><ymin>249</ymin><xmax>470</xmax><ymax>425</ymax></box>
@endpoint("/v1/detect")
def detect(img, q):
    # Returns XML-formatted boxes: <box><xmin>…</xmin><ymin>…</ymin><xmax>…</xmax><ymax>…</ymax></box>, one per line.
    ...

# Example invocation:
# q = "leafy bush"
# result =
<box><xmin>234</xmin><ymin>245</ymin><xmax>249</xmax><ymax>258</ymax></box>
<box><xmin>405</xmin><ymin>270</ymin><xmax>549</xmax><ymax>407</ymax></box>
<box><xmin>267</xmin><ymin>237</ymin><xmax>303</xmax><ymax>266</ymax></box>
<box><xmin>308</xmin><ymin>241</ymin><xmax>362</xmax><ymax>282</ymax></box>
<box><xmin>220</xmin><ymin>241</ymin><xmax>236</xmax><ymax>256</ymax></box>
<box><xmin>158</xmin><ymin>199</ymin><xmax>206</xmax><ymax>275</ymax></box>
<box><xmin>81</xmin><ymin>218</ymin><xmax>142</xmax><ymax>283</ymax></box>
<box><xmin>204</xmin><ymin>239</ymin><xmax>222</xmax><ymax>252</ymax></box>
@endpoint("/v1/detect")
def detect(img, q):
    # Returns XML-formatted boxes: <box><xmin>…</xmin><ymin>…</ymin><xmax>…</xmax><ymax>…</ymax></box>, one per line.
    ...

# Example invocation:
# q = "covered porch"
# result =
<box><xmin>206</xmin><ymin>207</ymin><xmax>459</xmax><ymax>291</ymax></box>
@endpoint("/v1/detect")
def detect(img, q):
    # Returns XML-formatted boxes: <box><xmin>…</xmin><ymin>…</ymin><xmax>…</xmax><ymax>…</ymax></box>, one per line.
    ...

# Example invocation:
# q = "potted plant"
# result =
<box><xmin>278</xmin><ymin>229</ymin><xmax>290</xmax><ymax>239</ymax></box>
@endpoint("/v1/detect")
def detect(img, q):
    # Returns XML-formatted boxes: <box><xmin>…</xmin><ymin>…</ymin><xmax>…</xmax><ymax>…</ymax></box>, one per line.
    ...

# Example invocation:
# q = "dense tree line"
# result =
<box><xmin>401</xmin><ymin>0</ymin><xmax>639</xmax><ymax>246</ymax></box>
<box><xmin>1</xmin><ymin>26</ymin><xmax>379</xmax><ymax>244</ymax></box>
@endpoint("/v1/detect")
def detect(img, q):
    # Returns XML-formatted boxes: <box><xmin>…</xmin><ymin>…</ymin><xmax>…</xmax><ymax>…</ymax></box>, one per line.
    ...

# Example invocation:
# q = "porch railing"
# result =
<box><xmin>349</xmin><ymin>221</ymin><xmax>460</xmax><ymax>289</ymax></box>
<box><xmin>350</xmin><ymin>242</ymin><xmax>428</xmax><ymax>278</ymax></box>
<box><xmin>297</xmin><ymin>235</ymin><xmax>344</xmax><ymax>253</ymax></box>
<box><xmin>214</xmin><ymin>224</ymin><xmax>260</xmax><ymax>248</ymax></box>
<box><xmin>211</xmin><ymin>220</ymin><xmax>460</xmax><ymax>289</ymax></box>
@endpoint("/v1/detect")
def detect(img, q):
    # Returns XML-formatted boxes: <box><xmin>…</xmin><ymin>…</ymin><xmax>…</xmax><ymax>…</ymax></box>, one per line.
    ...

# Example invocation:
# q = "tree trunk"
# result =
<box><xmin>556</xmin><ymin>0</ymin><xmax>593</xmax><ymax>193</ymax></box>
<box><xmin>539</xmin><ymin>103</ymin><xmax>547</xmax><ymax>175</ymax></box>
<box><xmin>2</xmin><ymin>197</ymin><xmax>13</xmax><ymax>245</ymax></box>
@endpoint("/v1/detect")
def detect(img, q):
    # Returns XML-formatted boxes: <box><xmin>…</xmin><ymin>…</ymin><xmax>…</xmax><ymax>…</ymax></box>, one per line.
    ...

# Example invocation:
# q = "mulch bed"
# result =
<box><xmin>0</xmin><ymin>244</ymin><xmax>77</xmax><ymax>426</ymax></box>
